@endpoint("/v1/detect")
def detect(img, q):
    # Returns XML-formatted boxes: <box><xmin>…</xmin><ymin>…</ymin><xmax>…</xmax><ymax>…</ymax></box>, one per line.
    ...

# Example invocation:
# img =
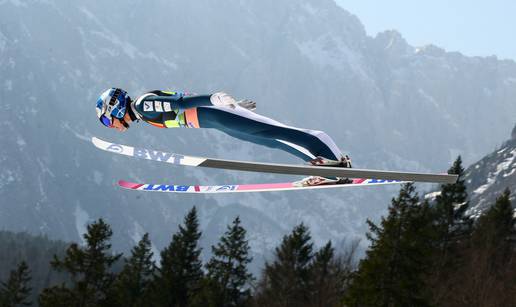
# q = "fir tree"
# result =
<box><xmin>309</xmin><ymin>241</ymin><xmax>349</xmax><ymax>307</ymax></box>
<box><xmin>344</xmin><ymin>183</ymin><xmax>434</xmax><ymax>307</ymax></box>
<box><xmin>39</xmin><ymin>219</ymin><xmax>122</xmax><ymax>307</ymax></box>
<box><xmin>449</xmin><ymin>189</ymin><xmax>516</xmax><ymax>306</ymax></box>
<box><xmin>0</xmin><ymin>261</ymin><xmax>32</xmax><ymax>306</ymax></box>
<box><xmin>471</xmin><ymin>188</ymin><xmax>514</xmax><ymax>266</ymax></box>
<box><xmin>206</xmin><ymin>216</ymin><xmax>254</xmax><ymax>307</ymax></box>
<box><xmin>154</xmin><ymin>206</ymin><xmax>203</xmax><ymax>307</ymax></box>
<box><xmin>112</xmin><ymin>233</ymin><xmax>155</xmax><ymax>307</ymax></box>
<box><xmin>255</xmin><ymin>223</ymin><xmax>314</xmax><ymax>307</ymax></box>
<box><xmin>430</xmin><ymin>156</ymin><xmax>472</xmax><ymax>304</ymax></box>
<box><xmin>435</xmin><ymin>156</ymin><xmax>470</xmax><ymax>248</ymax></box>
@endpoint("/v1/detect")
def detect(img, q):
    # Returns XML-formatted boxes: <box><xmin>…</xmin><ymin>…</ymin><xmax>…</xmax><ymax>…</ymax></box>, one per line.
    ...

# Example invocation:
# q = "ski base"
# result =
<box><xmin>118</xmin><ymin>178</ymin><xmax>407</xmax><ymax>194</ymax></box>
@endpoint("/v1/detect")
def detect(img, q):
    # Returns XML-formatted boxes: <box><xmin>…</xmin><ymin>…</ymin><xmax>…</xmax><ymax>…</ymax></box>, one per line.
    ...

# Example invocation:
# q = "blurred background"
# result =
<box><xmin>0</xmin><ymin>0</ymin><xmax>514</xmax><ymax>274</ymax></box>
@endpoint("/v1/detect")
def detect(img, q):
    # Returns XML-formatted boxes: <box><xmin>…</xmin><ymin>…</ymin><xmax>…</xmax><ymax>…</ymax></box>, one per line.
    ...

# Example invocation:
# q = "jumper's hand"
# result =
<box><xmin>237</xmin><ymin>99</ymin><xmax>256</xmax><ymax>111</ymax></box>
<box><xmin>210</xmin><ymin>92</ymin><xmax>237</xmax><ymax>109</ymax></box>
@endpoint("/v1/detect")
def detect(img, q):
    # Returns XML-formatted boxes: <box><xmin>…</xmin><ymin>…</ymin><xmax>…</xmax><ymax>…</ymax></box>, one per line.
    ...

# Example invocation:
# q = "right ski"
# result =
<box><xmin>118</xmin><ymin>178</ymin><xmax>406</xmax><ymax>194</ymax></box>
<box><xmin>92</xmin><ymin>137</ymin><xmax>458</xmax><ymax>184</ymax></box>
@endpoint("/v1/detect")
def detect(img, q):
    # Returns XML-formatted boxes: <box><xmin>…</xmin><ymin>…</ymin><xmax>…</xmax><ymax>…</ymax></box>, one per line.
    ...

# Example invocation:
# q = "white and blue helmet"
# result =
<box><xmin>96</xmin><ymin>88</ymin><xmax>129</xmax><ymax>127</ymax></box>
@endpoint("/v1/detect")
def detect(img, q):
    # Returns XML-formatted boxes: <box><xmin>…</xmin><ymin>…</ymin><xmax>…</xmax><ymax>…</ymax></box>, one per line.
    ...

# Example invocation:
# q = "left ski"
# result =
<box><xmin>92</xmin><ymin>137</ymin><xmax>458</xmax><ymax>184</ymax></box>
<box><xmin>118</xmin><ymin>178</ymin><xmax>406</xmax><ymax>194</ymax></box>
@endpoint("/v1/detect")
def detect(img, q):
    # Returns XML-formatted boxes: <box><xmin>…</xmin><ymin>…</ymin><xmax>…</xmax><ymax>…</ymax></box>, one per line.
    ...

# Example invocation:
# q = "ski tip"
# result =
<box><xmin>91</xmin><ymin>136</ymin><xmax>103</xmax><ymax>147</ymax></box>
<box><xmin>118</xmin><ymin>180</ymin><xmax>140</xmax><ymax>189</ymax></box>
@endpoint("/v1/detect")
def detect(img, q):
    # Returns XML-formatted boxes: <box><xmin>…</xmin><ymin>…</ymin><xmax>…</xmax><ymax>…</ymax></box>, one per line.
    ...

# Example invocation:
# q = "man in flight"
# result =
<box><xmin>96</xmin><ymin>88</ymin><xmax>352</xmax><ymax>186</ymax></box>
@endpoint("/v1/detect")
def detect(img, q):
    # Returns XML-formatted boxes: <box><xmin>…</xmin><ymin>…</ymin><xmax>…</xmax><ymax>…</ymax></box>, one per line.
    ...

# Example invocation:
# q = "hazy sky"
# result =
<box><xmin>335</xmin><ymin>1</ymin><xmax>516</xmax><ymax>60</ymax></box>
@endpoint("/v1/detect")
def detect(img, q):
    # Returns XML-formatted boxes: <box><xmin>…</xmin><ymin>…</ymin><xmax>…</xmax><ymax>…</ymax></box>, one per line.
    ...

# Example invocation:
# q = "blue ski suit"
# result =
<box><xmin>127</xmin><ymin>90</ymin><xmax>345</xmax><ymax>162</ymax></box>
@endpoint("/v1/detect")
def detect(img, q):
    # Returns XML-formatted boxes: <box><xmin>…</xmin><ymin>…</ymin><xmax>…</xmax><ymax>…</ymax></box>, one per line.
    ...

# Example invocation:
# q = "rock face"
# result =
<box><xmin>512</xmin><ymin>123</ymin><xmax>516</xmax><ymax>140</ymax></box>
<box><xmin>1</xmin><ymin>0</ymin><xmax>516</xmax><ymax>266</ymax></box>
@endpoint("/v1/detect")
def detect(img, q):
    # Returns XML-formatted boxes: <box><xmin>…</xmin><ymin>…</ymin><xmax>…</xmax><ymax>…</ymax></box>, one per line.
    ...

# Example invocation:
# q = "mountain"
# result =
<box><xmin>1</xmin><ymin>0</ymin><xmax>516</xmax><ymax>266</ymax></box>
<box><xmin>464</xmin><ymin>124</ymin><xmax>516</xmax><ymax>217</ymax></box>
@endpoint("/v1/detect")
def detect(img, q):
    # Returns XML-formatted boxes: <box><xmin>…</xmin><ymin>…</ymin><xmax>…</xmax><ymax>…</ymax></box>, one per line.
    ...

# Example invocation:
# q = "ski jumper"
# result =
<box><xmin>127</xmin><ymin>91</ymin><xmax>344</xmax><ymax>162</ymax></box>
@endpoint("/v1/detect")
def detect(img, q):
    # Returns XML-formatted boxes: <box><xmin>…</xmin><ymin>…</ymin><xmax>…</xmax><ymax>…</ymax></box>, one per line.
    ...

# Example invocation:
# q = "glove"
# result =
<box><xmin>237</xmin><ymin>99</ymin><xmax>256</xmax><ymax>111</ymax></box>
<box><xmin>210</xmin><ymin>92</ymin><xmax>237</xmax><ymax>109</ymax></box>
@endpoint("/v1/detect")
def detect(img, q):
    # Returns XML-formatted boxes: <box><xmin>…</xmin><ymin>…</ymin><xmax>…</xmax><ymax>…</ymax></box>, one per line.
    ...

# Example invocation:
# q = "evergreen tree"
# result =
<box><xmin>449</xmin><ymin>189</ymin><xmax>516</xmax><ymax>306</ymax></box>
<box><xmin>471</xmin><ymin>188</ymin><xmax>514</xmax><ymax>267</ymax></box>
<box><xmin>206</xmin><ymin>216</ymin><xmax>254</xmax><ymax>307</ymax></box>
<box><xmin>435</xmin><ymin>155</ymin><xmax>470</xmax><ymax>248</ymax></box>
<box><xmin>112</xmin><ymin>233</ymin><xmax>155</xmax><ymax>307</ymax></box>
<box><xmin>309</xmin><ymin>241</ymin><xmax>350</xmax><ymax>307</ymax></box>
<box><xmin>39</xmin><ymin>219</ymin><xmax>122</xmax><ymax>307</ymax></box>
<box><xmin>154</xmin><ymin>206</ymin><xmax>203</xmax><ymax>307</ymax></box>
<box><xmin>0</xmin><ymin>231</ymin><xmax>69</xmax><ymax>304</ymax></box>
<box><xmin>255</xmin><ymin>223</ymin><xmax>314</xmax><ymax>307</ymax></box>
<box><xmin>429</xmin><ymin>156</ymin><xmax>472</xmax><ymax>304</ymax></box>
<box><xmin>344</xmin><ymin>183</ymin><xmax>434</xmax><ymax>307</ymax></box>
<box><xmin>0</xmin><ymin>261</ymin><xmax>32</xmax><ymax>306</ymax></box>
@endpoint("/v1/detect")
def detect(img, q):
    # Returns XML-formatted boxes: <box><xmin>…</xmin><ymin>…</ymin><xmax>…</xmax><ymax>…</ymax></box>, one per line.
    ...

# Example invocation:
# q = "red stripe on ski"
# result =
<box><xmin>237</xmin><ymin>182</ymin><xmax>293</xmax><ymax>191</ymax></box>
<box><xmin>118</xmin><ymin>180</ymin><xmax>144</xmax><ymax>190</ymax></box>
<box><xmin>194</xmin><ymin>185</ymin><xmax>200</xmax><ymax>192</ymax></box>
<box><xmin>352</xmin><ymin>178</ymin><xmax>366</xmax><ymax>184</ymax></box>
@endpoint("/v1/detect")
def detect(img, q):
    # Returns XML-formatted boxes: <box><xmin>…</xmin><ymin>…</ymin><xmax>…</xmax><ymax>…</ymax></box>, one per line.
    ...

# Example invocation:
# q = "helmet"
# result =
<box><xmin>96</xmin><ymin>88</ymin><xmax>130</xmax><ymax>127</ymax></box>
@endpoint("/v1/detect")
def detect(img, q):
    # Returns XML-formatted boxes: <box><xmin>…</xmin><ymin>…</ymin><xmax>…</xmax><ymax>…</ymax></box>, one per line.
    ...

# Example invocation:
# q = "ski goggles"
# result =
<box><xmin>99</xmin><ymin>114</ymin><xmax>113</xmax><ymax>127</ymax></box>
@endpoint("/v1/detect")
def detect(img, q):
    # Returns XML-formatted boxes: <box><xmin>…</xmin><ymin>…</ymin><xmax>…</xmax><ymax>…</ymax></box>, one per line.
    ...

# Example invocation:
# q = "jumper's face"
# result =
<box><xmin>111</xmin><ymin>118</ymin><xmax>128</xmax><ymax>132</ymax></box>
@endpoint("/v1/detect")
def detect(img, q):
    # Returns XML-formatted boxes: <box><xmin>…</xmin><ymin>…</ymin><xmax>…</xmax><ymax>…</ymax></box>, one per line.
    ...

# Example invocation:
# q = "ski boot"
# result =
<box><xmin>295</xmin><ymin>155</ymin><xmax>353</xmax><ymax>187</ymax></box>
<box><xmin>294</xmin><ymin>176</ymin><xmax>353</xmax><ymax>187</ymax></box>
<box><xmin>308</xmin><ymin>155</ymin><xmax>352</xmax><ymax>168</ymax></box>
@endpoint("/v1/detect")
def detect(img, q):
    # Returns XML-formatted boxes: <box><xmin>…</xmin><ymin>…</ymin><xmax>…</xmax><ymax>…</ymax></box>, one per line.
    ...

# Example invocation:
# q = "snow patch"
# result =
<box><xmin>4</xmin><ymin>80</ymin><xmax>12</xmax><ymax>91</ymax></box>
<box><xmin>296</xmin><ymin>35</ymin><xmax>370</xmax><ymax>81</ymax></box>
<box><xmin>301</xmin><ymin>2</ymin><xmax>318</xmax><ymax>15</ymax></box>
<box><xmin>60</xmin><ymin>121</ymin><xmax>90</xmax><ymax>141</ymax></box>
<box><xmin>474</xmin><ymin>148</ymin><xmax>515</xmax><ymax>194</ymax></box>
<box><xmin>504</xmin><ymin>168</ymin><xmax>515</xmax><ymax>177</ymax></box>
<box><xmin>0</xmin><ymin>169</ymin><xmax>18</xmax><ymax>190</ymax></box>
<box><xmin>230</xmin><ymin>43</ymin><xmax>249</xmax><ymax>59</ymax></box>
<box><xmin>36</xmin><ymin>157</ymin><xmax>55</xmax><ymax>178</ymax></box>
<box><xmin>424</xmin><ymin>191</ymin><xmax>441</xmax><ymax>200</ymax></box>
<box><xmin>417</xmin><ymin>88</ymin><xmax>439</xmax><ymax>108</ymax></box>
<box><xmin>93</xmin><ymin>170</ymin><xmax>103</xmax><ymax>185</ymax></box>
<box><xmin>74</xmin><ymin>204</ymin><xmax>90</xmax><ymax>245</ymax></box>
<box><xmin>474</xmin><ymin>182</ymin><xmax>492</xmax><ymax>195</ymax></box>
<box><xmin>37</xmin><ymin>175</ymin><xmax>47</xmax><ymax>201</ymax></box>
<box><xmin>385</xmin><ymin>36</ymin><xmax>395</xmax><ymax>50</ymax></box>
<box><xmin>162</xmin><ymin>58</ymin><xmax>178</xmax><ymax>70</ymax></box>
<box><xmin>8</xmin><ymin>0</ymin><xmax>27</xmax><ymax>7</ymax></box>
<box><xmin>0</xmin><ymin>31</ymin><xmax>6</xmax><ymax>53</ymax></box>
<box><xmin>91</xmin><ymin>30</ymin><xmax>138</xmax><ymax>59</ymax></box>
<box><xmin>131</xmin><ymin>221</ymin><xmax>146</xmax><ymax>244</ymax></box>
<box><xmin>16</xmin><ymin>135</ymin><xmax>25</xmax><ymax>147</ymax></box>
<box><xmin>79</xmin><ymin>7</ymin><xmax>103</xmax><ymax>26</ymax></box>
<box><xmin>504</xmin><ymin>77</ymin><xmax>516</xmax><ymax>85</ymax></box>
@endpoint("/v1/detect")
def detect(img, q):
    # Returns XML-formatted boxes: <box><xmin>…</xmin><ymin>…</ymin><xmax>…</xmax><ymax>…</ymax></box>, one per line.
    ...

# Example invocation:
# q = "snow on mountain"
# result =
<box><xmin>464</xmin><ymin>126</ymin><xmax>516</xmax><ymax>218</ymax></box>
<box><xmin>0</xmin><ymin>0</ymin><xmax>515</xmax><ymax>264</ymax></box>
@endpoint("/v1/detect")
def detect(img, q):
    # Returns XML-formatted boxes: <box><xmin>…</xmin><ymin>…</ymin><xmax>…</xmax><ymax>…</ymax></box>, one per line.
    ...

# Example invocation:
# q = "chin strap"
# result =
<box><xmin>120</xmin><ymin>118</ymin><xmax>130</xmax><ymax>129</ymax></box>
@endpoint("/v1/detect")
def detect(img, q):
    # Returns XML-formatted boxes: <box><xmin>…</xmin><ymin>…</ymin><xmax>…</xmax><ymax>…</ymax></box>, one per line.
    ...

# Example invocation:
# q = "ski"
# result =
<box><xmin>92</xmin><ymin>137</ymin><xmax>458</xmax><ymax>184</ymax></box>
<box><xmin>118</xmin><ymin>178</ymin><xmax>406</xmax><ymax>194</ymax></box>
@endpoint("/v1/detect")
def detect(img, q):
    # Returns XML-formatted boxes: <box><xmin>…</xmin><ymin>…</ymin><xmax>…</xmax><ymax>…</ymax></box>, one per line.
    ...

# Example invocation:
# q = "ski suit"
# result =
<box><xmin>127</xmin><ymin>90</ymin><xmax>344</xmax><ymax>162</ymax></box>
